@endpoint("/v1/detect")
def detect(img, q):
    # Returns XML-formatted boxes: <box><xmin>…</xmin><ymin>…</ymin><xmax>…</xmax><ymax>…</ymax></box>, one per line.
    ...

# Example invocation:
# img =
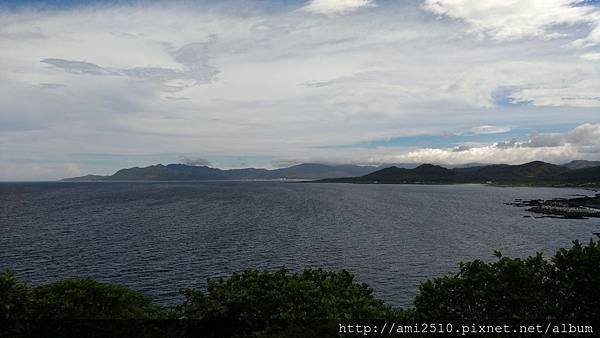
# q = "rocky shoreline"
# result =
<box><xmin>507</xmin><ymin>194</ymin><xmax>600</xmax><ymax>219</ymax></box>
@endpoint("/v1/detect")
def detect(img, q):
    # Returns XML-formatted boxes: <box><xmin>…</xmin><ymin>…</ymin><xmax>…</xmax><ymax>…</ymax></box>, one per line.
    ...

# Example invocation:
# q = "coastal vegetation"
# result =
<box><xmin>2</xmin><ymin>240</ymin><xmax>599</xmax><ymax>337</ymax></box>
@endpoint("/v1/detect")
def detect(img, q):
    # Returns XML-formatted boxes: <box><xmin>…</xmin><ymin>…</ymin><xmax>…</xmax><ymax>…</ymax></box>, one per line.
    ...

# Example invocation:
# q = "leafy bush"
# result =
<box><xmin>0</xmin><ymin>274</ymin><xmax>174</xmax><ymax>338</ymax></box>
<box><xmin>31</xmin><ymin>278</ymin><xmax>169</xmax><ymax>319</ymax></box>
<box><xmin>178</xmin><ymin>268</ymin><xmax>395</xmax><ymax>337</ymax></box>
<box><xmin>551</xmin><ymin>240</ymin><xmax>600</xmax><ymax>321</ymax></box>
<box><xmin>0</xmin><ymin>270</ymin><xmax>33</xmax><ymax>337</ymax></box>
<box><xmin>413</xmin><ymin>240</ymin><xmax>600</xmax><ymax>324</ymax></box>
<box><xmin>0</xmin><ymin>270</ymin><xmax>32</xmax><ymax>320</ymax></box>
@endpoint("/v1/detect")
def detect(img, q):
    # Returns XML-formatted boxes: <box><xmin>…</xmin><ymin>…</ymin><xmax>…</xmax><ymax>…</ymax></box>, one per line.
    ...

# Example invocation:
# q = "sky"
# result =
<box><xmin>1</xmin><ymin>0</ymin><xmax>600</xmax><ymax>180</ymax></box>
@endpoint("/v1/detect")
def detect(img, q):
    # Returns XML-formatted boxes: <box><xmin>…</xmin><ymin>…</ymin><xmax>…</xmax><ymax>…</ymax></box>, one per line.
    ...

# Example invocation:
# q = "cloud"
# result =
<box><xmin>423</xmin><ymin>0</ymin><xmax>599</xmax><ymax>41</ymax></box>
<box><xmin>452</xmin><ymin>145</ymin><xmax>473</xmax><ymax>152</ymax></box>
<box><xmin>573</xmin><ymin>22</ymin><xmax>600</xmax><ymax>47</ymax></box>
<box><xmin>165</xmin><ymin>96</ymin><xmax>190</xmax><ymax>101</ymax></box>
<box><xmin>168</xmin><ymin>40</ymin><xmax>219</xmax><ymax>85</ymax></box>
<box><xmin>1</xmin><ymin>1</ymin><xmax>599</xmax><ymax>179</ymax></box>
<box><xmin>41</xmin><ymin>58</ymin><xmax>116</xmax><ymax>75</ymax></box>
<box><xmin>581</xmin><ymin>52</ymin><xmax>600</xmax><ymax>60</ymax></box>
<box><xmin>468</xmin><ymin>125</ymin><xmax>512</xmax><ymax>135</ymax></box>
<box><xmin>41</xmin><ymin>40</ymin><xmax>219</xmax><ymax>92</ymax></box>
<box><xmin>490</xmin><ymin>86</ymin><xmax>531</xmax><ymax>106</ymax></box>
<box><xmin>519</xmin><ymin>123</ymin><xmax>600</xmax><ymax>148</ymax></box>
<box><xmin>301</xmin><ymin>80</ymin><xmax>336</xmax><ymax>87</ymax></box>
<box><xmin>38</xmin><ymin>83</ymin><xmax>66</xmax><ymax>89</ymax></box>
<box><xmin>178</xmin><ymin>156</ymin><xmax>212</xmax><ymax>167</ymax></box>
<box><xmin>302</xmin><ymin>0</ymin><xmax>375</xmax><ymax>14</ymax></box>
<box><xmin>271</xmin><ymin>159</ymin><xmax>302</xmax><ymax>168</ymax></box>
<box><xmin>0</xmin><ymin>30</ymin><xmax>46</xmax><ymax>39</ymax></box>
<box><xmin>386</xmin><ymin>123</ymin><xmax>600</xmax><ymax>165</ymax></box>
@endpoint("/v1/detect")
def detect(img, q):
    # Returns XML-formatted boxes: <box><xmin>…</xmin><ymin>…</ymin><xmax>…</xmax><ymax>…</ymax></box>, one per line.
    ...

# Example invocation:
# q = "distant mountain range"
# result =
<box><xmin>61</xmin><ymin>163</ymin><xmax>379</xmax><ymax>181</ymax></box>
<box><xmin>562</xmin><ymin>160</ymin><xmax>600</xmax><ymax>170</ymax></box>
<box><xmin>61</xmin><ymin>160</ymin><xmax>600</xmax><ymax>185</ymax></box>
<box><xmin>318</xmin><ymin>161</ymin><xmax>600</xmax><ymax>187</ymax></box>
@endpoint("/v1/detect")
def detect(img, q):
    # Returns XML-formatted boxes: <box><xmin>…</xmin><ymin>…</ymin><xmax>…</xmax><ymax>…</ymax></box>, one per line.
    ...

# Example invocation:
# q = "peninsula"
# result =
<box><xmin>317</xmin><ymin>161</ymin><xmax>600</xmax><ymax>188</ymax></box>
<box><xmin>61</xmin><ymin>163</ymin><xmax>378</xmax><ymax>181</ymax></box>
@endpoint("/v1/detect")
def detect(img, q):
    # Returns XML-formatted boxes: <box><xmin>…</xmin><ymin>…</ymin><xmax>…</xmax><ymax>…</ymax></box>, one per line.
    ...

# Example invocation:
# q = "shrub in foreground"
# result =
<box><xmin>0</xmin><ymin>270</ymin><xmax>31</xmax><ymax>320</ymax></box>
<box><xmin>178</xmin><ymin>268</ymin><xmax>397</xmax><ymax>337</ymax></box>
<box><xmin>0</xmin><ymin>275</ymin><xmax>175</xmax><ymax>338</ymax></box>
<box><xmin>413</xmin><ymin>240</ymin><xmax>600</xmax><ymax>324</ymax></box>
<box><xmin>31</xmin><ymin>278</ymin><xmax>169</xmax><ymax>319</ymax></box>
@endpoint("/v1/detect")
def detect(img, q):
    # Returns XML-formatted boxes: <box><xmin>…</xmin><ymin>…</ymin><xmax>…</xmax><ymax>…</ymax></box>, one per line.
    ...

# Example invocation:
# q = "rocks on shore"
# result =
<box><xmin>508</xmin><ymin>194</ymin><xmax>600</xmax><ymax>219</ymax></box>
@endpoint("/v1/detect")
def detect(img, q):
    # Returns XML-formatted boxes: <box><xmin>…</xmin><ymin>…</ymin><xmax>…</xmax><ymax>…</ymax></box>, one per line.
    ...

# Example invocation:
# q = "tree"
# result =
<box><xmin>31</xmin><ymin>278</ymin><xmax>175</xmax><ymax>337</ymax></box>
<box><xmin>0</xmin><ymin>269</ymin><xmax>32</xmax><ymax>320</ymax></box>
<box><xmin>413</xmin><ymin>240</ymin><xmax>600</xmax><ymax>324</ymax></box>
<box><xmin>0</xmin><ymin>270</ymin><xmax>33</xmax><ymax>338</ymax></box>
<box><xmin>551</xmin><ymin>240</ymin><xmax>600</xmax><ymax>321</ymax></box>
<box><xmin>31</xmin><ymin>278</ymin><xmax>169</xmax><ymax>319</ymax></box>
<box><xmin>178</xmin><ymin>268</ymin><xmax>395</xmax><ymax>337</ymax></box>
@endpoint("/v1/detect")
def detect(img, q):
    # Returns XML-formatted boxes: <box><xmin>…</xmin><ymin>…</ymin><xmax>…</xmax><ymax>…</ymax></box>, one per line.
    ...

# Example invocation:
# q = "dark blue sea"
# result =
<box><xmin>1</xmin><ymin>182</ymin><xmax>598</xmax><ymax>307</ymax></box>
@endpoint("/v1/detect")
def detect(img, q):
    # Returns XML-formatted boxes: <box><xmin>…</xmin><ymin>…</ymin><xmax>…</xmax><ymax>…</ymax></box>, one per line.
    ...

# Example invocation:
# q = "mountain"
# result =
<box><xmin>464</xmin><ymin>161</ymin><xmax>569</xmax><ymax>182</ymax></box>
<box><xmin>374</xmin><ymin>163</ymin><xmax>492</xmax><ymax>171</ymax></box>
<box><xmin>318</xmin><ymin>161</ymin><xmax>600</xmax><ymax>187</ymax></box>
<box><xmin>449</xmin><ymin>162</ymin><xmax>492</xmax><ymax>169</ymax></box>
<box><xmin>319</xmin><ymin>164</ymin><xmax>460</xmax><ymax>184</ymax></box>
<box><xmin>560</xmin><ymin>165</ymin><xmax>600</xmax><ymax>183</ymax></box>
<box><xmin>563</xmin><ymin>160</ymin><xmax>600</xmax><ymax>170</ymax></box>
<box><xmin>358</xmin><ymin>164</ymin><xmax>458</xmax><ymax>183</ymax></box>
<box><xmin>62</xmin><ymin>163</ymin><xmax>378</xmax><ymax>181</ymax></box>
<box><xmin>61</xmin><ymin>160</ymin><xmax>600</xmax><ymax>186</ymax></box>
<box><xmin>61</xmin><ymin>174</ymin><xmax>108</xmax><ymax>181</ymax></box>
<box><xmin>108</xmin><ymin>164</ymin><xmax>228</xmax><ymax>181</ymax></box>
<box><xmin>375</xmin><ymin>163</ymin><xmax>421</xmax><ymax>170</ymax></box>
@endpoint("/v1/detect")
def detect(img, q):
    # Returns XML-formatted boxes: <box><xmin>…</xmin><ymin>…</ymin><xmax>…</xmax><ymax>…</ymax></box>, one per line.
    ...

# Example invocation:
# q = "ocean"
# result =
<box><xmin>1</xmin><ymin>181</ymin><xmax>598</xmax><ymax>307</ymax></box>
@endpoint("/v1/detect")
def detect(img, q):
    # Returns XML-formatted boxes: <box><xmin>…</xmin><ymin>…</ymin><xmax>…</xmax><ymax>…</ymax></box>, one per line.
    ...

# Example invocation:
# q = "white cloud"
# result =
<box><xmin>390</xmin><ymin>144</ymin><xmax>581</xmax><ymax>165</ymax></box>
<box><xmin>40</xmin><ymin>40</ymin><xmax>219</xmax><ymax>92</ymax></box>
<box><xmin>0</xmin><ymin>2</ymin><xmax>599</xmax><ymax>179</ymax></box>
<box><xmin>385</xmin><ymin>123</ymin><xmax>600</xmax><ymax>165</ymax></box>
<box><xmin>423</xmin><ymin>0</ymin><xmax>599</xmax><ymax>41</ymax></box>
<box><xmin>573</xmin><ymin>22</ymin><xmax>600</xmax><ymax>48</ymax></box>
<box><xmin>302</xmin><ymin>0</ymin><xmax>375</xmax><ymax>14</ymax></box>
<box><xmin>41</xmin><ymin>58</ymin><xmax>116</xmax><ymax>75</ymax></box>
<box><xmin>520</xmin><ymin>123</ymin><xmax>600</xmax><ymax>148</ymax></box>
<box><xmin>178</xmin><ymin>156</ymin><xmax>212</xmax><ymax>166</ymax></box>
<box><xmin>468</xmin><ymin>125</ymin><xmax>512</xmax><ymax>135</ymax></box>
<box><xmin>580</xmin><ymin>51</ymin><xmax>600</xmax><ymax>60</ymax></box>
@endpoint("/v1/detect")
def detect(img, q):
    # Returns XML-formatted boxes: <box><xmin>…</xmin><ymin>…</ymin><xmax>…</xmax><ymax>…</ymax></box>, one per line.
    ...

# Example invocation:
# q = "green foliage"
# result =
<box><xmin>178</xmin><ymin>268</ymin><xmax>395</xmax><ymax>337</ymax></box>
<box><xmin>414</xmin><ymin>254</ymin><xmax>552</xmax><ymax>322</ymax></box>
<box><xmin>0</xmin><ymin>276</ymin><xmax>174</xmax><ymax>338</ymax></box>
<box><xmin>413</xmin><ymin>240</ymin><xmax>600</xmax><ymax>324</ymax></box>
<box><xmin>0</xmin><ymin>269</ymin><xmax>32</xmax><ymax>320</ymax></box>
<box><xmin>551</xmin><ymin>240</ymin><xmax>600</xmax><ymax>321</ymax></box>
<box><xmin>0</xmin><ymin>270</ymin><xmax>33</xmax><ymax>337</ymax></box>
<box><xmin>31</xmin><ymin>278</ymin><xmax>170</xmax><ymax>319</ymax></box>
